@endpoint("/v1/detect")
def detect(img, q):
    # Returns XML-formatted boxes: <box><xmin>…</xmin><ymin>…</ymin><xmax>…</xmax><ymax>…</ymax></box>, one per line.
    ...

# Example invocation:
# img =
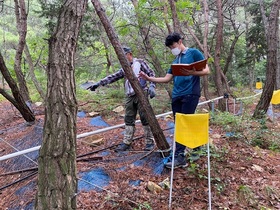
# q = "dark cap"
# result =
<box><xmin>123</xmin><ymin>46</ymin><xmax>132</xmax><ymax>54</ymax></box>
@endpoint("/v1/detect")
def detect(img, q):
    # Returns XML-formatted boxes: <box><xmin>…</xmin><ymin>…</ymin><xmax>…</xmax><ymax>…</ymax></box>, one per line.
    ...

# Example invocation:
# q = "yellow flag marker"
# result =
<box><xmin>256</xmin><ymin>82</ymin><xmax>262</xmax><ymax>89</ymax></box>
<box><xmin>271</xmin><ymin>90</ymin><xmax>280</xmax><ymax>105</ymax></box>
<box><xmin>169</xmin><ymin>113</ymin><xmax>212</xmax><ymax>209</ymax></box>
<box><xmin>175</xmin><ymin>113</ymin><xmax>209</xmax><ymax>149</ymax></box>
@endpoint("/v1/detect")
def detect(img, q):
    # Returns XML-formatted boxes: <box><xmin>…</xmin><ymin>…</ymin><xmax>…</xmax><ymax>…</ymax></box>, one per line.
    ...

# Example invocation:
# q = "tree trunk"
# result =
<box><xmin>168</xmin><ymin>0</ymin><xmax>184</xmax><ymax>36</ymax></box>
<box><xmin>202</xmin><ymin>0</ymin><xmax>210</xmax><ymax>104</ymax></box>
<box><xmin>244</xmin><ymin>3</ymin><xmax>256</xmax><ymax>91</ymax></box>
<box><xmin>253</xmin><ymin>0</ymin><xmax>280</xmax><ymax>118</ymax></box>
<box><xmin>213</xmin><ymin>0</ymin><xmax>226</xmax><ymax>111</ymax></box>
<box><xmin>276</xmin><ymin>15</ymin><xmax>280</xmax><ymax>90</ymax></box>
<box><xmin>0</xmin><ymin>52</ymin><xmax>35</xmax><ymax>123</ymax></box>
<box><xmin>14</xmin><ymin>0</ymin><xmax>31</xmax><ymax>102</ymax></box>
<box><xmin>92</xmin><ymin>0</ymin><xmax>170</xmax><ymax>155</ymax></box>
<box><xmin>259</xmin><ymin>0</ymin><xmax>269</xmax><ymax>41</ymax></box>
<box><xmin>162</xmin><ymin>0</ymin><xmax>172</xmax><ymax>34</ymax></box>
<box><xmin>36</xmin><ymin>1</ymin><xmax>87</xmax><ymax>209</ymax></box>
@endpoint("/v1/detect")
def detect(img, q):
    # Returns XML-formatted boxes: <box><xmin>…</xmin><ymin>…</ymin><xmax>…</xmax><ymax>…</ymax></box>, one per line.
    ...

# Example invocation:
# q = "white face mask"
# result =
<box><xmin>171</xmin><ymin>47</ymin><xmax>181</xmax><ymax>56</ymax></box>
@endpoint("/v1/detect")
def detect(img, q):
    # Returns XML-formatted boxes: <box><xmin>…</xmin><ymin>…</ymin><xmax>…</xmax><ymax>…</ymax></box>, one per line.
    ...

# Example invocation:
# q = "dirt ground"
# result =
<box><xmin>0</xmin><ymin>100</ymin><xmax>280</xmax><ymax>210</ymax></box>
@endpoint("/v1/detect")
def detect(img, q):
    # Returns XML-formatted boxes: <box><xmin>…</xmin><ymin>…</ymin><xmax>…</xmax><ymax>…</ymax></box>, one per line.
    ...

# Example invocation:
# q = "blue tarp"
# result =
<box><xmin>78</xmin><ymin>168</ymin><xmax>111</xmax><ymax>192</ymax></box>
<box><xmin>90</xmin><ymin>116</ymin><xmax>110</xmax><ymax>127</ymax></box>
<box><xmin>3</xmin><ymin>112</ymin><xmax>172</xmax><ymax>209</ymax></box>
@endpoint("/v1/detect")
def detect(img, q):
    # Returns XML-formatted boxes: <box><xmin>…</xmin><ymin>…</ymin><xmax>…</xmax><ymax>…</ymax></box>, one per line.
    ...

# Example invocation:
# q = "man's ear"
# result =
<box><xmin>178</xmin><ymin>39</ymin><xmax>182</xmax><ymax>45</ymax></box>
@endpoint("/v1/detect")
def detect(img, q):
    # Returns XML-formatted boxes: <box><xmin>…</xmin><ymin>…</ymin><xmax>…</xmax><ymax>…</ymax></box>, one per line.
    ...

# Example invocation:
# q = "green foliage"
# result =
<box><xmin>79</xmin><ymin>7</ymin><xmax>101</xmax><ymax>46</ymax></box>
<box><xmin>246</xmin><ymin>118</ymin><xmax>280</xmax><ymax>152</ymax></box>
<box><xmin>232</xmin><ymin>89</ymin><xmax>262</xmax><ymax>118</ymax></box>
<box><xmin>77</xmin><ymin>85</ymin><xmax>124</xmax><ymax>117</ymax></box>
<box><xmin>268</xmin><ymin>141</ymin><xmax>280</xmax><ymax>152</ymax></box>
<box><xmin>0</xmin><ymin>94</ymin><xmax>5</xmax><ymax>102</ymax></box>
<box><xmin>254</xmin><ymin>60</ymin><xmax>267</xmax><ymax>79</ymax></box>
<box><xmin>133</xmin><ymin>202</ymin><xmax>152</xmax><ymax>210</ymax></box>
<box><xmin>106</xmin><ymin>88</ymin><xmax>124</xmax><ymax>99</ymax></box>
<box><xmin>26</xmin><ymin>30</ymin><xmax>49</xmax><ymax>66</ymax></box>
<box><xmin>213</xmin><ymin>177</ymin><xmax>225</xmax><ymax>195</ymax></box>
<box><xmin>211</xmin><ymin>145</ymin><xmax>229</xmax><ymax>162</ymax></box>
<box><xmin>211</xmin><ymin>108</ymin><xmax>280</xmax><ymax>152</ymax></box>
<box><xmin>176</xmin><ymin>0</ymin><xmax>197</xmax><ymax>23</ymax></box>
<box><xmin>187</xmin><ymin>162</ymin><xmax>200</xmax><ymax>176</ymax></box>
<box><xmin>76</xmin><ymin>41</ymin><xmax>115</xmax><ymax>82</ymax></box>
<box><xmin>117</xmin><ymin>20</ymin><xmax>131</xmax><ymax>36</ymax></box>
<box><xmin>211</xmin><ymin>111</ymin><xmax>243</xmax><ymax>133</ymax></box>
<box><xmin>137</xmin><ymin>0</ymin><xmax>165</xmax><ymax>23</ymax></box>
<box><xmin>211</xmin><ymin>101</ymin><xmax>280</xmax><ymax>152</ymax></box>
<box><xmin>259</xmin><ymin>207</ymin><xmax>273</xmax><ymax>210</ymax></box>
<box><xmin>232</xmin><ymin>85</ymin><xmax>254</xmax><ymax>99</ymax></box>
<box><xmin>262</xmin><ymin>185</ymin><xmax>279</xmax><ymax>207</ymax></box>
<box><xmin>186</xmin><ymin>147</ymin><xmax>207</xmax><ymax>178</ymax></box>
<box><xmin>246</xmin><ymin>2</ymin><xmax>268</xmax><ymax>62</ymax></box>
<box><xmin>227</xmin><ymin>36</ymin><xmax>253</xmax><ymax>86</ymax></box>
<box><xmin>35</xmin><ymin>0</ymin><xmax>64</xmax><ymax>35</ymax></box>
<box><xmin>237</xmin><ymin>185</ymin><xmax>257</xmax><ymax>206</ymax></box>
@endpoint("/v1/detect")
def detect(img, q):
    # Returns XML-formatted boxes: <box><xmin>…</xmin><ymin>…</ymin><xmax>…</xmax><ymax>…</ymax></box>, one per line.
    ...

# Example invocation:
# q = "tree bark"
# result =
<box><xmin>253</xmin><ymin>0</ymin><xmax>280</xmax><ymax>118</ymax></box>
<box><xmin>259</xmin><ymin>0</ymin><xmax>269</xmax><ymax>41</ymax></box>
<box><xmin>277</xmin><ymin>31</ymin><xmax>280</xmax><ymax>90</ymax></box>
<box><xmin>213</xmin><ymin>0</ymin><xmax>226</xmax><ymax>111</ymax></box>
<box><xmin>275</xmin><ymin>4</ymin><xmax>280</xmax><ymax>91</ymax></box>
<box><xmin>0</xmin><ymin>52</ymin><xmax>35</xmax><ymax>122</ymax></box>
<box><xmin>168</xmin><ymin>0</ymin><xmax>184</xmax><ymax>36</ymax></box>
<box><xmin>14</xmin><ymin>0</ymin><xmax>31</xmax><ymax>102</ymax></box>
<box><xmin>91</xmin><ymin>0</ymin><xmax>170</xmax><ymax>154</ymax></box>
<box><xmin>36</xmin><ymin>1</ymin><xmax>87</xmax><ymax>209</ymax></box>
<box><xmin>244</xmin><ymin>2</ymin><xmax>256</xmax><ymax>91</ymax></box>
<box><xmin>162</xmin><ymin>0</ymin><xmax>172</xmax><ymax>34</ymax></box>
<box><xmin>202</xmin><ymin>0</ymin><xmax>210</xmax><ymax>104</ymax></box>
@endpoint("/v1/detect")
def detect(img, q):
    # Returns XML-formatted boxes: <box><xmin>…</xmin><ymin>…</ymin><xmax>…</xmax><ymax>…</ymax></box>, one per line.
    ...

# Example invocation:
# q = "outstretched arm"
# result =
<box><xmin>87</xmin><ymin>69</ymin><xmax>124</xmax><ymax>91</ymax></box>
<box><xmin>138</xmin><ymin>71</ymin><xmax>173</xmax><ymax>83</ymax></box>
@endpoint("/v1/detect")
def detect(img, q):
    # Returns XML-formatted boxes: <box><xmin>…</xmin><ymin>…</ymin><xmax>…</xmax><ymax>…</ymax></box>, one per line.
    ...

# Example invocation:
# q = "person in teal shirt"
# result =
<box><xmin>139</xmin><ymin>32</ymin><xmax>210</xmax><ymax>168</ymax></box>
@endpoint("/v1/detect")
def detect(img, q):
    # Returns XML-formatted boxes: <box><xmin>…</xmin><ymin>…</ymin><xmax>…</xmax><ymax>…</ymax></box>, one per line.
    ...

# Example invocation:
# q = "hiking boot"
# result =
<box><xmin>164</xmin><ymin>154</ymin><xmax>188</xmax><ymax>169</ymax></box>
<box><xmin>115</xmin><ymin>143</ymin><xmax>130</xmax><ymax>152</ymax></box>
<box><xmin>144</xmin><ymin>143</ymin><xmax>155</xmax><ymax>151</ymax></box>
<box><xmin>143</xmin><ymin>125</ymin><xmax>155</xmax><ymax>146</ymax></box>
<box><xmin>123</xmin><ymin>125</ymin><xmax>135</xmax><ymax>145</ymax></box>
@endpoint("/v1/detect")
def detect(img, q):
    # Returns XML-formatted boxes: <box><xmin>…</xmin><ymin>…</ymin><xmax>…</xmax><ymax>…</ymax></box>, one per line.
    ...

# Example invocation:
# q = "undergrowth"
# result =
<box><xmin>211</xmin><ymin>111</ymin><xmax>280</xmax><ymax>152</ymax></box>
<box><xmin>78</xmin><ymin>86</ymin><xmax>171</xmax><ymax>117</ymax></box>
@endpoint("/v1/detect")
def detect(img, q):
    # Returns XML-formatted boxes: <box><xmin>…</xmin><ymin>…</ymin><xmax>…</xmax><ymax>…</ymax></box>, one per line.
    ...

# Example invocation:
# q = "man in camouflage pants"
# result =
<box><xmin>87</xmin><ymin>47</ymin><xmax>156</xmax><ymax>151</ymax></box>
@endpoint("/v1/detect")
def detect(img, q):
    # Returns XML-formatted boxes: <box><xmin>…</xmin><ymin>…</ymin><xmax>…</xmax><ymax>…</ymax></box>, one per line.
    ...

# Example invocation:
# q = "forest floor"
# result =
<box><xmin>0</xmin><ymin>93</ymin><xmax>280</xmax><ymax>210</ymax></box>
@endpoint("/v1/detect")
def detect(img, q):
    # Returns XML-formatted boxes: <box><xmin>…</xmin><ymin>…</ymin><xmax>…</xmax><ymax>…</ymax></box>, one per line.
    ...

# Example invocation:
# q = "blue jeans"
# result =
<box><xmin>172</xmin><ymin>95</ymin><xmax>199</xmax><ymax>155</ymax></box>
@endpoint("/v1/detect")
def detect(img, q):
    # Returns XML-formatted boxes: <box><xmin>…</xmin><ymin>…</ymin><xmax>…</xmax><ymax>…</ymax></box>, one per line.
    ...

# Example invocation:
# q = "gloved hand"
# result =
<box><xmin>87</xmin><ymin>82</ymin><xmax>100</xmax><ymax>91</ymax></box>
<box><xmin>148</xmin><ymin>86</ymin><xmax>156</xmax><ymax>99</ymax></box>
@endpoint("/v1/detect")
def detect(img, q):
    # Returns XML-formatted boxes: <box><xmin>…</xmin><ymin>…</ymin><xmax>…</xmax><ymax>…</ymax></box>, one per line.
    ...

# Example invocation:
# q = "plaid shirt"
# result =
<box><xmin>99</xmin><ymin>58</ymin><xmax>156</xmax><ymax>96</ymax></box>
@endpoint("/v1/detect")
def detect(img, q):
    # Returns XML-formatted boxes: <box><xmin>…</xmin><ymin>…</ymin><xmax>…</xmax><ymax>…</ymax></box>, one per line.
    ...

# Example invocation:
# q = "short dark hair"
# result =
<box><xmin>165</xmin><ymin>32</ymin><xmax>183</xmax><ymax>47</ymax></box>
<box><xmin>123</xmin><ymin>46</ymin><xmax>132</xmax><ymax>54</ymax></box>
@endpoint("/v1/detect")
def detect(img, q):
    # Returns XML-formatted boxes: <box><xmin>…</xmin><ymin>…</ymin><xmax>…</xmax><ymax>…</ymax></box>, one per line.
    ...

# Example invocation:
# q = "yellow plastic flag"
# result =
<box><xmin>175</xmin><ymin>113</ymin><xmax>209</xmax><ymax>149</ymax></box>
<box><xmin>271</xmin><ymin>90</ymin><xmax>280</xmax><ymax>105</ymax></box>
<box><xmin>255</xmin><ymin>82</ymin><xmax>262</xmax><ymax>90</ymax></box>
